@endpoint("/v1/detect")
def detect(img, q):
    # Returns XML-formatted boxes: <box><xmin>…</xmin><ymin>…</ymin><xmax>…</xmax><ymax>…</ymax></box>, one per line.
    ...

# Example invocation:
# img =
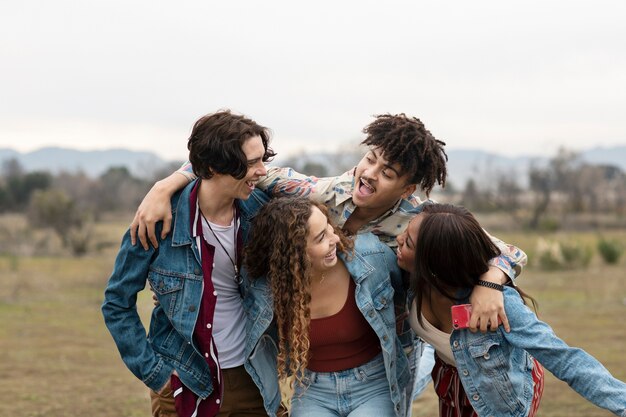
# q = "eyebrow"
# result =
<box><xmin>313</xmin><ymin>224</ymin><xmax>327</xmax><ymax>242</ymax></box>
<box><xmin>370</xmin><ymin>148</ymin><xmax>401</xmax><ymax>177</ymax></box>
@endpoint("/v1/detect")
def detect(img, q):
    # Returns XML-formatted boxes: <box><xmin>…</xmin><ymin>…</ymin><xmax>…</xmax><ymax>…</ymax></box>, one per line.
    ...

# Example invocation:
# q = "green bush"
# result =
<box><xmin>560</xmin><ymin>241</ymin><xmax>593</xmax><ymax>268</ymax></box>
<box><xmin>597</xmin><ymin>238</ymin><xmax>623</xmax><ymax>264</ymax></box>
<box><xmin>536</xmin><ymin>238</ymin><xmax>564</xmax><ymax>271</ymax></box>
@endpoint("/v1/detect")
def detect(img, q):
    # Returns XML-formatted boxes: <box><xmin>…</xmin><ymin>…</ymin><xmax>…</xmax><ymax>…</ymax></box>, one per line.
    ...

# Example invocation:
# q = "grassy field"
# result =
<box><xmin>0</xmin><ymin>216</ymin><xmax>624</xmax><ymax>417</ymax></box>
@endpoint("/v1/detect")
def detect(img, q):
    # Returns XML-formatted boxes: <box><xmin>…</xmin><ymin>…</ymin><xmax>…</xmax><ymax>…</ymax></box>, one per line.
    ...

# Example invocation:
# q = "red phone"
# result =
<box><xmin>451</xmin><ymin>304</ymin><xmax>473</xmax><ymax>329</ymax></box>
<box><xmin>451</xmin><ymin>304</ymin><xmax>502</xmax><ymax>329</ymax></box>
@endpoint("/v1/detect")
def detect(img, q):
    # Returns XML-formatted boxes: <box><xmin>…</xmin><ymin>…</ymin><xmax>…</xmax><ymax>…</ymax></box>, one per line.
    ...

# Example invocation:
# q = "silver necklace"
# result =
<box><xmin>200</xmin><ymin>208</ymin><xmax>240</xmax><ymax>284</ymax></box>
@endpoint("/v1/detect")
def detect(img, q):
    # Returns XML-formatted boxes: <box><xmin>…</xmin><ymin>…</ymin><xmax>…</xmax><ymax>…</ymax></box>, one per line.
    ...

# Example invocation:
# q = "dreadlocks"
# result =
<box><xmin>362</xmin><ymin>113</ymin><xmax>447</xmax><ymax>197</ymax></box>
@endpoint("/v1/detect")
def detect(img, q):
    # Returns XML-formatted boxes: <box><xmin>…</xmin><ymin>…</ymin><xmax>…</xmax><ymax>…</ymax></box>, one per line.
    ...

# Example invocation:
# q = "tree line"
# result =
<box><xmin>1</xmin><ymin>148</ymin><xmax>625</xmax><ymax>256</ymax></box>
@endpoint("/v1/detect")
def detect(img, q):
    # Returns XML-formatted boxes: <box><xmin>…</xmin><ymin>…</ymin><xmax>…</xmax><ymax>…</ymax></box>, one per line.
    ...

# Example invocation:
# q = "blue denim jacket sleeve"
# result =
<box><xmin>502</xmin><ymin>288</ymin><xmax>626</xmax><ymax>416</ymax></box>
<box><xmin>101</xmin><ymin>228</ymin><xmax>173</xmax><ymax>392</ymax></box>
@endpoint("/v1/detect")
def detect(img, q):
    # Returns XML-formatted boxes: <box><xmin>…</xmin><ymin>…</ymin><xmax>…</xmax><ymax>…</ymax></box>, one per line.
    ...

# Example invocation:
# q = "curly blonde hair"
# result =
<box><xmin>244</xmin><ymin>197</ymin><xmax>353</xmax><ymax>386</ymax></box>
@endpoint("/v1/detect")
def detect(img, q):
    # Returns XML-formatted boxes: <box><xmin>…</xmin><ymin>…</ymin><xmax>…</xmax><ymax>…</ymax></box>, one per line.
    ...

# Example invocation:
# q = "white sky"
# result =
<box><xmin>1</xmin><ymin>0</ymin><xmax>625</xmax><ymax>161</ymax></box>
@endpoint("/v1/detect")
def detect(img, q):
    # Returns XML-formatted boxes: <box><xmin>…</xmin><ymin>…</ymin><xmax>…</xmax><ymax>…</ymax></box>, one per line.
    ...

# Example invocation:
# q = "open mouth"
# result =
<box><xmin>358</xmin><ymin>179</ymin><xmax>375</xmax><ymax>196</ymax></box>
<box><xmin>325</xmin><ymin>247</ymin><xmax>337</xmax><ymax>260</ymax></box>
<box><xmin>245</xmin><ymin>180</ymin><xmax>256</xmax><ymax>190</ymax></box>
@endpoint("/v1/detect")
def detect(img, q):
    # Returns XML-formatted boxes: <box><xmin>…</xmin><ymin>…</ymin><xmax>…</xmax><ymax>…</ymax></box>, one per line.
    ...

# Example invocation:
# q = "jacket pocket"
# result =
<box><xmin>371</xmin><ymin>280</ymin><xmax>395</xmax><ymax>328</ymax></box>
<box><xmin>467</xmin><ymin>337</ymin><xmax>522</xmax><ymax>414</ymax></box>
<box><xmin>148</xmin><ymin>269</ymin><xmax>185</xmax><ymax>318</ymax></box>
<box><xmin>468</xmin><ymin>339</ymin><xmax>506</xmax><ymax>374</ymax></box>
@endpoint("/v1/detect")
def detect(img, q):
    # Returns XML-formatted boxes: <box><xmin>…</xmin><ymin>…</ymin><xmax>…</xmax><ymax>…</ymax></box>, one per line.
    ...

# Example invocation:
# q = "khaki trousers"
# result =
<box><xmin>150</xmin><ymin>365</ymin><xmax>285</xmax><ymax>417</ymax></box>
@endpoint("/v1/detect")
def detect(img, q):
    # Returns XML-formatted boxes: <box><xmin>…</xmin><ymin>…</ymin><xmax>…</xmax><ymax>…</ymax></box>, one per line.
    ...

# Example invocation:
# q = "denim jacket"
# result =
<box><xmin>451</xmin><ymin>287</ymin><xmax>626</xmax><ymax>417</ymax></box>
<box><xmin>101</xmin><ymin>182</ymin><xmax>270</xmax><ymax>404</ymax></box>
<box><xmin>243</xmin><ymin>232</ymin><xmax>411</xmax><ymax>417</ymax></box>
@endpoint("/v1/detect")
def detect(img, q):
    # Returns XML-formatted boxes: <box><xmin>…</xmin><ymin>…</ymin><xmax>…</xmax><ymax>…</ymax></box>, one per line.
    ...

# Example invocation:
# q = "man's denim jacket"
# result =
<box><xmin>450</xmin><ymin>287</ymin><xmax>626</xmax><ymax>417</ymax></box>
<box><xmin>243</xmin><ymin>232</ymin><xmax>411</xmax><ymax>417</ymax></box>
<box><xmin>101</xmin><ymin>182</ymin><xmax>276</xmax><ymax>412</ymax></box>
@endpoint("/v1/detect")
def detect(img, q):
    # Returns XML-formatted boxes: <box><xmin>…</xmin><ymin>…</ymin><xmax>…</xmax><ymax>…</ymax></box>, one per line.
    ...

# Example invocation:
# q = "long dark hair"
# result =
<box><xmin>411</xmin><ymin>204</ymin><xmax>535</xmax><ymax>325</ymax></box>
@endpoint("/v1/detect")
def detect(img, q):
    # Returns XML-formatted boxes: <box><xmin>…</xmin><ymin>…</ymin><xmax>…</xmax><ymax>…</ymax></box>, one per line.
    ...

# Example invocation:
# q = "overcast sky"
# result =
<box><xmin>1</xmin><ymin>0</ymin><xmax>625</xmax><ymax>161</ymax></box>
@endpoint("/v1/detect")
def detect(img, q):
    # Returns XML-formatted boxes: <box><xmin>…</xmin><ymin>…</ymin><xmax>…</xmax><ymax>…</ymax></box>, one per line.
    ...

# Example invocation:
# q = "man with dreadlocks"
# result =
<box><xmin>129</xmin><ymin>113</ymin><xmax>527</xmax><ymax>411</ymax></box>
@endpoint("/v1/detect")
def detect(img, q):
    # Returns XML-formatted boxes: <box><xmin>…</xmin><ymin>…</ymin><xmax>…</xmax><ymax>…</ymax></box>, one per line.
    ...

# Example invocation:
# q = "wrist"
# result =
<box><xmin>476</xmin><ymin>280</ymin><xmax>504</xmax><ymax>292</ymax></box>
<box><xmin>482</xmin><ymin>266</ymin><xmax>507</xmax><ymax>285</ymax></box>
<box><xmin>154</xmin><ymin>174</ymin><xmax>186</xmax><ymax>196</ymax></box>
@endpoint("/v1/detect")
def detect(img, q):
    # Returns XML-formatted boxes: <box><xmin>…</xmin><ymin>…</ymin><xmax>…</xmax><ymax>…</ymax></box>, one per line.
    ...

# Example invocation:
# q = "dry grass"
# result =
<box><xmin>0</xmin><ymin>217</ymin><xmax>624</xmax><ymax>417</ymax></box>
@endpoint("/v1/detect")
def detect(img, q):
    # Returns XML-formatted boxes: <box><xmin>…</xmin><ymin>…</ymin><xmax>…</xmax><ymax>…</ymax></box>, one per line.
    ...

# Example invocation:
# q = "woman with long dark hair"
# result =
<box><xmin>396</xmin><ymin>204</ymin><xmax>626</xmax><ymax>417</ymax></box>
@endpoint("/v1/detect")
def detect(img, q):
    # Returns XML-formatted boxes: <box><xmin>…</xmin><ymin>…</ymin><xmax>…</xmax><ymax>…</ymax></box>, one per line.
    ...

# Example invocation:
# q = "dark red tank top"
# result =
<box><xmin>308</xmin><ymin>279</ymin><xmax>381</xmax><ymax>372</ymax></box>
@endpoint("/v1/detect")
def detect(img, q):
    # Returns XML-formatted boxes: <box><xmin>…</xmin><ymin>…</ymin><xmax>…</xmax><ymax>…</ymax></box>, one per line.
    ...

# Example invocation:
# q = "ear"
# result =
<box><xmin>400</xmin><ymin>184</ymin><xmax>417</xmax><ymax>199</ymax></box>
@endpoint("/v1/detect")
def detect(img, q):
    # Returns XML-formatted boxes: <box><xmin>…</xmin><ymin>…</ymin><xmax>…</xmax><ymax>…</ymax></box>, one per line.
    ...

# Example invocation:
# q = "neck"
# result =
<box><xmin>344</xmin><ymin>204</ymin><xmax>395</xmax><ymax>234</ymax></box>
<box><xmin>198</xmin><ymin>179</ymin><xmax>235</xmax><ymax>225</ymax></box>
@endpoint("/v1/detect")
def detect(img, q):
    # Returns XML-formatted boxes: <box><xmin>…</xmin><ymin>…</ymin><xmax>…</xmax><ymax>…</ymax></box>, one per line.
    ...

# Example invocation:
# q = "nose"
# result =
<box><xmin>362</xmin><ymin>165</ymin><xmax>377</xmax><ymax>180</ymax></box>
<box><xmin>257</xmin><ymin>162</ymin><xmax>268</xmax><ymax>177</ymax></box>
<box><xmin>396</xmin><ymin>231</ymin><xmax>405</xmax><ymax>247</ymax></box>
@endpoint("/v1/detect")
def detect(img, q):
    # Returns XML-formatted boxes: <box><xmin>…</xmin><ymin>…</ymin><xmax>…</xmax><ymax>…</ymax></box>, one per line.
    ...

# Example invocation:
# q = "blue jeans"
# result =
<box><xmin>412</xmin><ymin>343</ymin><xmax>435</xmax><ymax>400</ymax></box>
<box><xmin>290</xmin><ymin>354</ymin><xmax>395</xmax><ymax>417</ymax></box>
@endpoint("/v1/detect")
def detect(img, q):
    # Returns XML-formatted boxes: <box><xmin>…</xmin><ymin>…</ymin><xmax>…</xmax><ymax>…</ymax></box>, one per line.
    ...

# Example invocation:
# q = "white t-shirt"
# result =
<box><xmin>201</xmin><ymin>217</ymin><xmax>247</xmax><ymax>369</ymax></box>
<box><xmin>409</xmin><ymin>299</ymin><xmax>456</xmax><ymax>366</ymax></box>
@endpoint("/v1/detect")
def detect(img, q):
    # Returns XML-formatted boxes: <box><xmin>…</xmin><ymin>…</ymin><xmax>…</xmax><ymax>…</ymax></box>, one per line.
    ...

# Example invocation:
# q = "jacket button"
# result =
<box><xmin>383</xmin><ymin>335</ymin><xmax>389</xmax><ymax>342</ymax></box>
<box><xmin>462</xmin><ymin>369</ymin><xmax>469</xmax><ymax>376</ymax></box>
<box><xmin>189</xmin><ymin>306</ymin><xmax>196</xmax><ymax>312</ymax></box>
<box><xmin>452</xmin><ymin>341</ymin><xmax>459</xmax><ymax>348</ymax></box>
<box><xmin>368</xmin><ymin>310</ymin><xmax>375</xmax><ymax>318</ymax></box>
<box><xmin>159</xmin><ymin>282</ymin><xmax>164</xmax><ymax>289</ymax></box>
<box><xmin>473</xmin><ymin>394</ymin><xmax>480</xmax><ymax>401</ymax></box>
<box><xmin>483</xmin><ymin>353</ymin><xmax>490</xmax><ymax>360</ymax></box>
<box><xmin>391</xmin><ymin>384</ymin><xmax>396</xmax><ymax>391</ymax></box>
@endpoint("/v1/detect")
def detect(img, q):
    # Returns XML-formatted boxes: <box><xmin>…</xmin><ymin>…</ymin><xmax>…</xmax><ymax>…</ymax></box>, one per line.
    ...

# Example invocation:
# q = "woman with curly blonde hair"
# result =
<box><xmin>243</xmin><ymin>197</ymin><xmax>411</xmax><ymax>417</ymax></box>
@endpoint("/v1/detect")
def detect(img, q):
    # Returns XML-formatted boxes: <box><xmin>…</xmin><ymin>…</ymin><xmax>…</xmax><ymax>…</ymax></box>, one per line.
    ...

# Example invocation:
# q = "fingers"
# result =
<box><xmin>137</xmin><ymin>221</ymin><xmax>150</xmax><ymax>250</ymax></box>
<box><xmin>130</xmin><ymin>216</ymin><xmax>139</xmax><ymax>246</ymax></box>
<box><xmin>161</xmin><ymin>215</ymin><xmax>172</xmax><ymax>241</ymax></box>
<box><xmin>499</xmin><ymin>308</ymin><xmax>511</xmax><ymax>333</ymax></box>
<box><xmin>146</xmin><ymin>220</ymin><xmax>159</xmax><ymax>249</ymax></box>
<box><xmin>469</xmin><ymin>312</ymin><xmax>480</xmax><ymax>333</ymax></box>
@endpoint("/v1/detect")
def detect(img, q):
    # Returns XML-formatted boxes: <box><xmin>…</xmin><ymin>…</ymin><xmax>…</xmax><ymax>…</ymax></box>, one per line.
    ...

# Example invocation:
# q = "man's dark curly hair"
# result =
<box><xmin>362</xmin><ymin>113</ymin><xmax>447</xmax><ymax>196</ymax></box>
<box><xmin>188</xmin><ymin>110</ymin><xmax>275</xmax><ymax>179</ymax></box>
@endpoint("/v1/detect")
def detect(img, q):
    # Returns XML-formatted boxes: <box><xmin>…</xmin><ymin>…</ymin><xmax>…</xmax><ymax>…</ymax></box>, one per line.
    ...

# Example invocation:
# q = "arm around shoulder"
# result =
<box><xmin>130</xmin><ymin>171</ymin><xmax>188</xmax><ymax>250</ymax></box>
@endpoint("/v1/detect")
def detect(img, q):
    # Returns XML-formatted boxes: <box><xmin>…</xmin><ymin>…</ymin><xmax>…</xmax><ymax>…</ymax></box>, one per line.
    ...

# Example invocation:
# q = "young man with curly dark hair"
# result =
<box><xmin>102</xmin><ymin>110</ymin><xmax>285</xmax><ymax>417</ymax></box>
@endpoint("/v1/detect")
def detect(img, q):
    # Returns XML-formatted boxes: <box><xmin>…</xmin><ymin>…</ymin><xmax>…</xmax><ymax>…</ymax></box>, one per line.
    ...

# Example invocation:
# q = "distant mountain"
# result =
<box><xmin>1</xmin><ymin>145</ymin><xmax>625</xmax><ymax>186</ymax></box>
<box><xmin>0</xmin><ymin>147</ymin><xmax>171</xmax><ymax>178</ymax></box>
<box><xmin>445</xmin><ymin>146</ymin><xmax>626</xmax><ymax>188</ymax></box>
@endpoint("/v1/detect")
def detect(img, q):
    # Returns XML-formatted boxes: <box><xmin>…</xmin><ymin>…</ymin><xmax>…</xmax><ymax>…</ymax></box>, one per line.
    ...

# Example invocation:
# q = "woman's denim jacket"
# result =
<box><xmin>450</xmin><ymin>287</ymin><xmax>626</xmax><ymax>417</ymax></box>
<box><xmin>243</xmin><ymin>232</ymin><xmax>411</xmax><ymax>417</ymax></box>
<box><xmin>101</xmin><ymin>182</ymin><xmax>276</xmax><ymax>411</ymax></box>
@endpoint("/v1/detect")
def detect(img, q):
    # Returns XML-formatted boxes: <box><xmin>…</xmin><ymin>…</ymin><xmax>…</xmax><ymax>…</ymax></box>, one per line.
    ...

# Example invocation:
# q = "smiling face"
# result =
<box><xmin>306</xmin><ymin>206</ymin><xmax>341</xmax><ymax>276</ymax></box>
<box><xmin>218</xmin><ymin>135</ymin><xmax>268</xmax><ymax>200</ymax></box>
<box><xmin>352</xmin><ymin>147</ymin><xmax>417</xmax><ymax>215</ymax></box>
<box><xmin>396</xmin><ymin>213</ymin><xmax>424</xmax><ymax>273</ymax></box>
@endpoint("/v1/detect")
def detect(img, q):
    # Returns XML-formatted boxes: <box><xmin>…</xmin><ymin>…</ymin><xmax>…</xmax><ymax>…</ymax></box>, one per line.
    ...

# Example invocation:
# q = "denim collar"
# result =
<box><xmin>171</xmin><ymin>180</ymin><xmax>196</xmax><ymax>247</ymax></box>
<box><xmin>340</xmin><ymin>249</ymin><xmax>374</xmax><ymax>284</ymax></box>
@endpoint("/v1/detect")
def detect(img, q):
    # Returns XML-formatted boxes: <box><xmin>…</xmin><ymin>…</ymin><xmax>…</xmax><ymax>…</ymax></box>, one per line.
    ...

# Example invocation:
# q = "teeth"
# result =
<box><xmin>361</xmin><ymin>179</ymin><xmax>374</xmax><ymax>191</ymax></box>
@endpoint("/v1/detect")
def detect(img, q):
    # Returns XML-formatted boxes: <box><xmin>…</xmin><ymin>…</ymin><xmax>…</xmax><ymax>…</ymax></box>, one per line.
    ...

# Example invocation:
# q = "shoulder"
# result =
<box><xmin>354</xmin><ymin>233</ymin><xmax>387</xmax><ymax>255</ymax></box>
<box><xmin>397</xmin><ymin>196</ymin><xmax>431</xmax><ymax>214</ymax></box>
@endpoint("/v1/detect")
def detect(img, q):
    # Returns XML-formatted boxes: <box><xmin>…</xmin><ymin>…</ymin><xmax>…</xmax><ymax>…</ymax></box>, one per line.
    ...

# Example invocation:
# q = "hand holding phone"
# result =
<box><xmin>451</xmin><ymin>304</ymin><xmax>502</xmax><ymax>329</ymax></box>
